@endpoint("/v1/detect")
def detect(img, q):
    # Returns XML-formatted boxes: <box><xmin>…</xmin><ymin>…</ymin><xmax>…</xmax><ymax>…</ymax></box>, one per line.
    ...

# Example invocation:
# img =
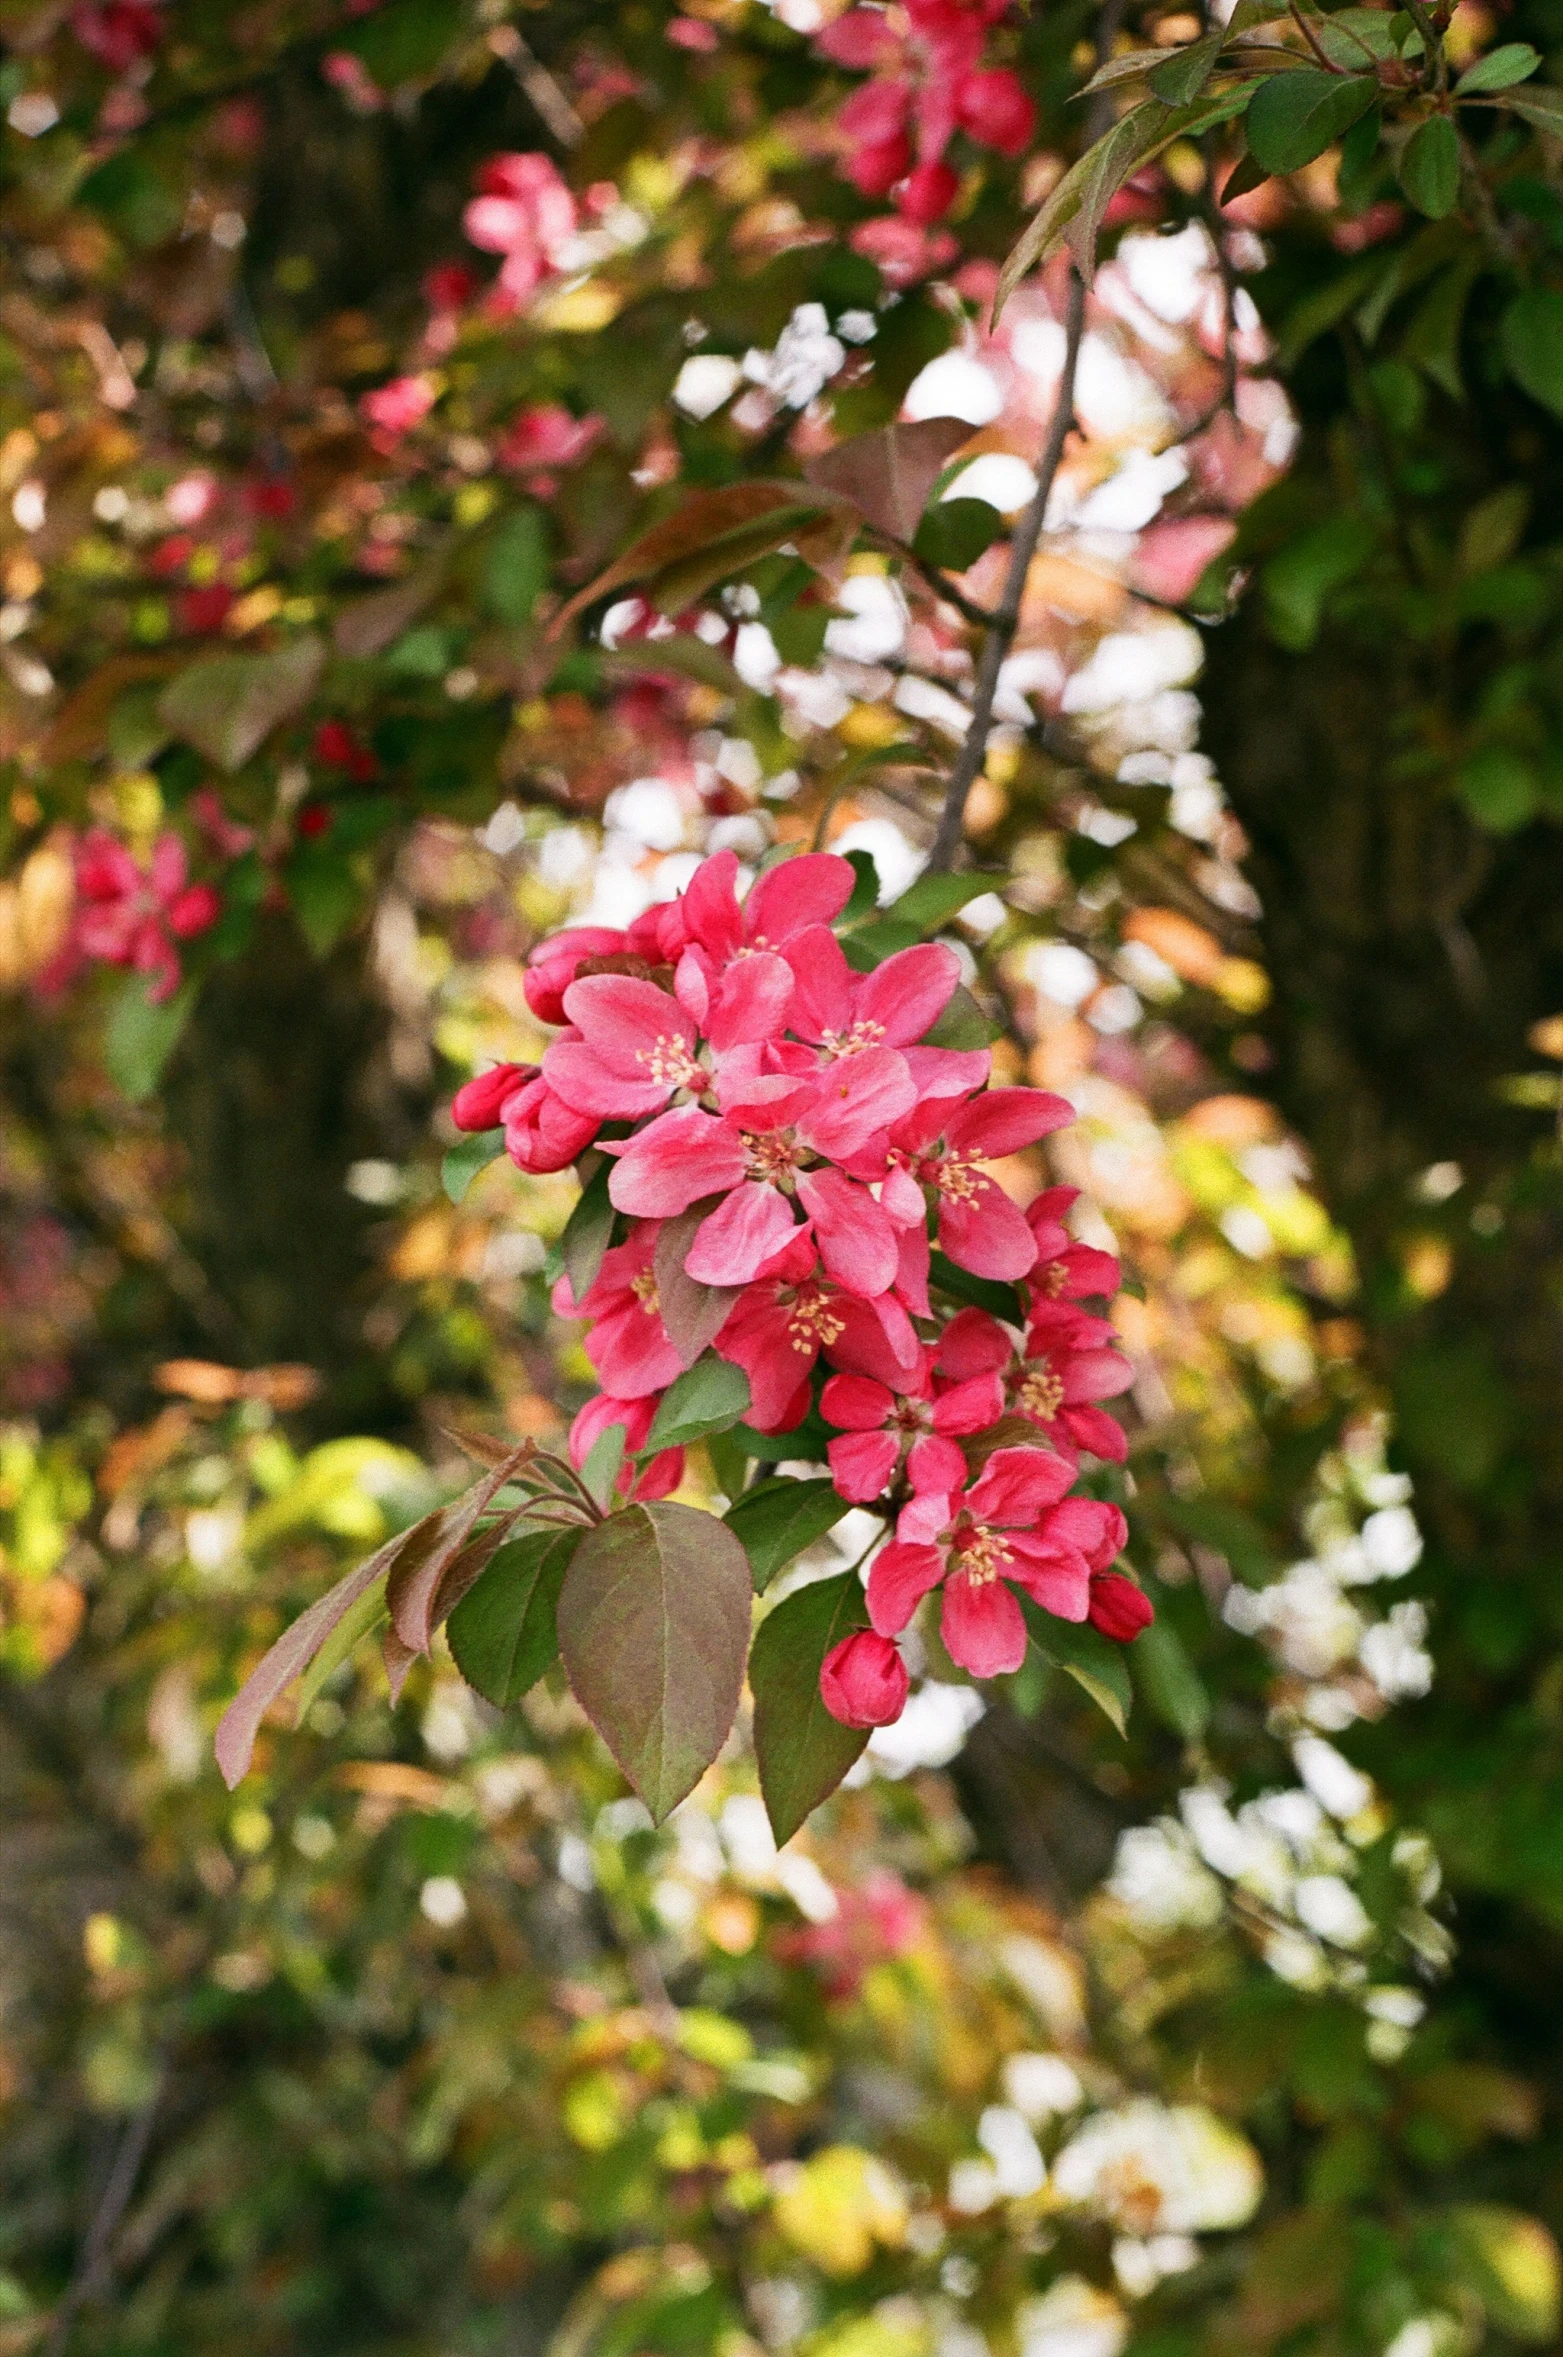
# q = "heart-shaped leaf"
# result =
<box><xmin>751</xmin><ymin>1570</ymin><xmax>871</xmax><ymax>1845</ymax></box>
<box><xmin>557</xmin><ymin>1502</ymin><xmax>752</xmax><ymax>1822</ymax></box>
<box><xmin>803</xmin><ymin>415</ymin><xmax>974</xmax><ymax>541</ymax></box>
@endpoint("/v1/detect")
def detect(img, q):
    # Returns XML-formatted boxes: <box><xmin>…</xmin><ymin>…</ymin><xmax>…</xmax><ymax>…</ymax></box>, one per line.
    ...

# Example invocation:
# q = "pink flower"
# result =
<box><xmin>714</xmin><ymin>1231</ymin><xmax>919</xmax><ymax>1430</ymax></box>
<box><xmin>554</xmin><ymin>1225</ymin><xmax>684</xmax><ymax>1401</ymax></box>
<box><xmin>522</xmin><ymin>926</ymin><xmax>632</xmax><ymax>1025</ymax></box>
<box><xmin>816</xmin><ymin>0</ymin><xmax>1033</xmax><ymax>219</ymax></box>
<box><xmin>848</xmin><ymin>216</ymin><xmax>960</xmax><ymax>288</ymax></box>
<box><xmin>71</xmin><ymin>0</ymin><xmax>163</xmax><ymax>71</ymax></box>
<box><xmin>1025</xmin><ymin>1185</ymin><xmax>1122</xmax><ymax>1302</ymax></box>
<box><xmin>821</xmin><ymin>1630</ymin><xmax>909</xmax><ymax>1727</ymax></box>
<box><xmin>1089</xmin><ymin>1569</ymin><xmax>1153</xmax><ymax>1642</ymax></box>
<box><xmin>497</xmin><ymin>404</ymin><xmax>604</xmax><ymax>477</ymax></box>
<box><xmin>879</xmin><ymin>1087</ymin><xmax>1074</xmax><ymax>1281</ymax></box>
<box><xmin>820</xmin><ymin>1354</ymin><xmax>1002</xmax><ymax>1503</ymax></box>
<box><xmin>678</xmin><ymin>846</ymin><xmax>856</xmax><ymax>967</ymax></box>
<box><xmin>775</xmin><ymin>1868</ymin><xmax>926</xmax><ymax>1992</ymax></box>
<box><xmin>569</xmin><ymin>1393</ymin><xmax>684</xmax><ymax>1503</ymax></box>
<box><xmin>783</xmin><ymin>926</ymin><xmax>959</xmax><ymax>1060</ymax></box>
<box><xmin>463</xmin><ymin>151</ymin><xmax>578</xmax><ymax>310</ymax></box>
<box><xmin>866</xmin><ymin>1442</ymin><xmax>1091</xmax><ymax>1677</ymax></box>
<box><xmin>667</xmin><ymin>13</ymin><xmax>720</xmax><ymax>47</ymax></box>
<box><xmin>956</xmin><ymin>66</ymin><xmax>1035</xmax><ymax>155</ymax></box>
<box><xmin>937</xmin><ymin>1300</ymin><xmax>1133</xmax><ymax>1464</ymax></box>
<box><xmin>898</xmin><ymin>159</ymin><xmax>960</xmax><ymax>224</ymax></box>
<box><xmin>73</xmin><ymin>829</ymin><xmax>220</xmax><ymax>1003</ymax></box>
<box><xmin>360</xmin><ymin>374</ymin><xmax>437</xmax><ymax>438</ymax></box>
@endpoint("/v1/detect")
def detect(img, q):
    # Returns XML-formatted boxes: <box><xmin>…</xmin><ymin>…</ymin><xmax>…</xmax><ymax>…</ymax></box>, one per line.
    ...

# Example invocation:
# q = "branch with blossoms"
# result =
<box><xmin>217</xmin><ymin>846</ymin><xmax>1150</xmax><ymax>1838</ymax></box>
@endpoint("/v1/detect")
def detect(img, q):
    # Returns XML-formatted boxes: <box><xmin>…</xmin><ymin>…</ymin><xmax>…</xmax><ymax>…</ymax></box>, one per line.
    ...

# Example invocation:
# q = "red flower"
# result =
<box><xmin>554</xmin><ymin>1224</ymin><xmax>684</xmax><ymax>1401</ymax></box>
<box><xmin>178</xmin><ymin>584</ymin><xmax>234</xmax><ymax>635</ymax></box>
<box><xmin>452</xmin><ymin>1061</ymin><xmax>529</xmax><ymax>1132</ymax></box>
<box><xmin>898</xmin><ymin>159</ymin><xmax>960</xmax><ymax>224</ymax></box>
<box><xmin>569</xmin><ymin>1392</ymin><xmax>683</xmax><ymax>1503</ymax></box>
<box><xmin>878</xmin><ymin>1087</ymin><xmax>1074</xmax><ymax>1282</ymax></box>
<box><xmin>714</xmin><ymin>1230</ymin><xmax>919</xmax><ymax>1430</ymax></box>
<box><xmin>500</xmin><ymin>1070</ymin><xmax>600</xmax><ymax>1175</ymax></box>
<box><xmin>71</xmin><ymin>0</ymin><xmax>163</xmax><ymax>71</ymax></box>
<box><xmin>866</xmin><ymin>1443</ymin><xmax>1088</xmax><ymax>1677</ymax></box>
<box><xmin>937</xmin><ymin>1299</ymin><xmax>1132</xmax><ymax>1464</ymax></box>
<box><xmin>820</xmin><ymin>1630</ymin><xmax>909</xmax><ymax>1727</ymax></box>
<box><xmin>360</xmin><ymin>374</ymin><xmax>437</xmax><ymax>439</ymax></box>
<box><xmin>463</xmin><ymin>151</ymin><xmax>578</xmax><ymax>310</ymax></box>
<box><xmin>73</xmin><ymin>829</ymin><xmax>220</xmax><ymax>1003</ymax></box>
<box><xmin>423</xmin><ymin>263</ymin><xmax>476</xmax><ymax>313</ymax></box>
<box><xmin>296</xmin><ymin>804</ymin><xmax>332</xmax><ymax>839</ymax></box>
<box><xmin>523</xmin><ymin>925</ymin><xmax>631</xmax><ymax>1024</ymax></box>
<box><xmin>496</xmin><ymin>404</ymin><xmax>604</xmax><ymax>477</ymax></box>
<box><xmin>956</xmin><ymin>67</ymin><xmax>1035</xmax><ymax>155</ymax></box>
<box><xmin>820</xmin><ymin>1353</ymin><xmax>1003</xmax><ymax>1503</ymax></box>
<box><xmin>1089</xmin><ymin>1570</ymin><xmax>1153</xmax><ymax>1642</ymax></box>
<box><xmin>313</xmin><ymin>721</ymin><xmax>378</xmax><ymax>781</ymax></box>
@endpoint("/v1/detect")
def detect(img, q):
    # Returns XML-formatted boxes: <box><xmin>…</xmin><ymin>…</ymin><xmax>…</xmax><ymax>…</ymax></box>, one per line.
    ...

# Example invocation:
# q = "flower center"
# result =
<box><xmin>819</xmin><ymin>1016</ymin><xmax>887</xmax><ymax>1059</ymax></box>
<box><xmin>954</xmin><ymin>1522</ymin><xmax>1011</xmax><ymax>1587</ymax></box>
<box><xmin>742</xmin><ymin>1130</ymin><xmax>800</xmax><ymax>1188</ymax></box>
<box><xmin>783</xmin><ymin>1283</ymin><xmax>845</xmax><ymax>1353</ymax></box>
<box><xmin>1040</xmin><ymin>1261</ymin><xmax>1069</xmax><ymax>1297</ymax></box>
<box><xmin>1017</xmin><ymin>1366</ymin><xmax>1065</xmax><ymax>1422</ymax></box>
<box><xmin>630</xmin><ymin>1268</ymin><xmax>660</xmax><ymax>1314</ymax></box>
<box><xmin>921</xmin><ymin>1150</ymin><xmax>982</xmax><ymax>1205</ymax></box>
<box><xmin>634</xmin><ymin>1033</ymin><xmax>705</xmax><ymax>1090</ymax></box>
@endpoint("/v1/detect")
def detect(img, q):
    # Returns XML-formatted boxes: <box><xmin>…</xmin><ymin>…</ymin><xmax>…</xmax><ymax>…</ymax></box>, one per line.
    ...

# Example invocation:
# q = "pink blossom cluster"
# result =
<box><xmin>817</xmin><ymin>0</ymin><xmax>1037</xmax><ymax>226</ymax></box>
<box><xmin>451</xmin><ymin>848</ymin><xmax>1148</xmax><ymax>1730</ymax></box>
<box><xmin>461</xmin><ymin>152</ymin><xmax>579</xmax><ymax>311</ymax></box>
<box><xmin>53</xmin><ymin>829</ymin><xmax>221</xmax><ymax>1004</ymax></box>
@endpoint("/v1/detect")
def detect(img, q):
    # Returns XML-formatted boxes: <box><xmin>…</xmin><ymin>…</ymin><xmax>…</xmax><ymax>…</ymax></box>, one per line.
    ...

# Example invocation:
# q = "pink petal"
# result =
<box><xmin>937</xmin><ymin>1307</ymin><xmax>1012</xmax><ymax>1379</ymax></box>
<box><xmin>865</xmin><ymin>1287</ymin><xmax>921</xmax><ymax>1374</ymax></box>
<box><xmin>783</xmin><ymin>925</ymin><xmax>855</xmax><ymax>1043</ymax></box>
<box><xmin>608</xmin><ymin>1105</ymin><xmax>746</xmax><ymax>1217</ymax></box>
<box><xmin>880</xmin><ymin>1162</ymin><xmax>927</xmax><ymax>1227</ymax></box>
<box><xmin>743</xmin><ymin>850</ymin><xmax>855</xmax><ymax>946</ymax></box>
<box><xmin>674</xmin><ymin>947</ymin><xmax>711</xmax><ymax>1029</ymax></box>
<box><xmin>866</xmin><ymin>1539</ymin><xmax>944</xmax><ymax>1636</ymax></box>
<box><xmin>895</xmin><ymin>1221</ymin><xmax>932</xmax><ymax>1318</ymax></box>
<box><xmin>543</xmin><ymin>1037</ymin><xmax>670</xmax><ymax>1118</ymax></box>
<box><xmin>562</xmin><ymin>972</ymin><xmax>697</xmax><ymax>1071</ymax></box>
<box><xmin>828</xmin><ymin>1297</ymin><xmax>924</xmax><ymax>1388</ymax></box>
<box><xmin>932</xmin><ymin>1370</ymin><xmax>1005</xmax><ymax>1435</ymax></box>
<box><xmin>1062</xmin><ymin>1348</ymin><xmax>1136</xmax><ymax>1404</ymax></box>
<box><xmin>1007</xmin><ymin>1549</ymin><xmax>1089</xmax><ymax>1622</ymax></box>
<box><xmin>940</xmin><ymin>1571</ymin><xmax>1028</xmax><ymax>1677</ymax></box>
<box><xmin>585</xmin><ymin>1300</ymin><xmax>684</xmax><ymax>1399</ymax></box>
<box><xmin>680</xmin><ymin>848</ymin><xmax>744</xmax><ymax>961</ymax></box>
<box><xmin>797</xmin><ymin>1046</ymin><xmax>917</xmax><ymax>1160</ymax></box>
<box><xmin>902</xmin><ymin>1046</ymin><xmax>991</xmax><ymax>1101</ymax></box>
<box><xmin>685</xmin><ymin>1180</ymin><xmax>799</xmax><ymax>1286</ymax></box>
<box><xmin>967</xmin><ymin>1446</ymin><xmax>1075</xmax><ymax>1525</ymax></box>
<box><xmin>897</xmin><ymin>1490</ymin><xmax>953</xmax><ymax>1546</ymax></box>
<box><xmin>820</xmin><ymin>1372</ymin><xmax>895</xmax><ymax>1431</ymax></box>
<box><xmin>148</xmin><ymin>833</ymin><xmax>189</xmax><ymax>900</ymax></box>
<box><xmin>857</xmin><ymin>942</ymin><xmax>960</xmax><ymax>1046</ymax></box>
<box><xmin>704</xmin><ymin>949</ymin><xmax>795</xmax><ymax>1052</ymax></box>
<box><xmin>1061</xmin><ymin>1404</ymin><xmax>1129</xmax><ymax>1462</ymax></box>
<box><xmin>948</xmin><ymin>1086</ymin><xmax>1075</xmax><ymax>1159</ymax></box>
<box><xmin>796</xmin><ymin>1168</ymin><xmax>899</xmax><ymax>1299</ymax></box>
<box><xmin>939</xmin><ymin>1178</ymin><xmax>1039</xmax><ymax>1281</ymax></box>
<box><xmin>906</xmin><ymin>1432</ymin><xmax>967</xmax><ymax>1494</ymax></box>
<box><xmin>828</xmin><ymin>1429</ymin><xmax>902</xmax><ymax>1504</ymax></box>
<box><xmin>1047</xmin><ymin>1497</ymin><xmax>1128</xmax><ymax>1570</ymax></box>
<box><xmin>715</xmin><ymin>1294</ymin><xmax>814</xmax><ymax>1428</ymax></box>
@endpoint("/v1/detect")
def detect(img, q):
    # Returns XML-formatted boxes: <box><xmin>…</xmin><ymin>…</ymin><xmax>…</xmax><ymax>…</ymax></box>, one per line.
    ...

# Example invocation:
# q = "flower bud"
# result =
<box><xmin>502</xmin><ymin>1073</ymin><xmax>601</xmax><ymax>1173</ymax></box>
<box><xmin>1088</xmin><ymin>1572</ymin><xmax>1154</xmax><ymax>1642</ymax></box>
<box><xmin>820</xmin><ymin>1630</ymin><xmax>910</xmax><ymax>1728</ymax></box>
<box><xmin>451</xmin><ymin>1061</ymin><xmax>529</xmax><ymax>1132</ymax></box>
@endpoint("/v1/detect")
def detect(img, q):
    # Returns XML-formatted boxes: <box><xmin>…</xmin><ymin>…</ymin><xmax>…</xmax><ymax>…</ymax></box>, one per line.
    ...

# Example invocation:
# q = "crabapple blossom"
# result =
<box><xmin>820</xmin><ymin>1630</ymin><xmax>910</xmax><ymax>1727</ymax></box>
<box><xmin>72</xmin><ymin>829</ymin><xmax>221</xmax><ymax>1003</ymax></box>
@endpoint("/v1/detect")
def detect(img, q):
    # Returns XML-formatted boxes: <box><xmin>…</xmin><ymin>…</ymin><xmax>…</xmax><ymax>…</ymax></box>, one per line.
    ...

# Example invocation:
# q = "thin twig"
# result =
<box><xmin>865</xmin><ymin>527</ymin><xmax>999</xmax><ymax>629</ymax></box>
<box><xmin>926</xmin><ymin>269</ymin><xmax>1088</xmax><ymax>873</ymax></box>
<box><xmin>43</xmin><ymin>2067</ymin><xmax>166</xmax><ymax>2357</ymax></box>
<box><xmin>1287</xmin><ymin>0</ymin><xmax>1344</xmax><ymax>73</ymax></box>
<box><xmin>487</xmin><ymin>26</ymin><xmax>584</xmax><ymax>147</ymax></box>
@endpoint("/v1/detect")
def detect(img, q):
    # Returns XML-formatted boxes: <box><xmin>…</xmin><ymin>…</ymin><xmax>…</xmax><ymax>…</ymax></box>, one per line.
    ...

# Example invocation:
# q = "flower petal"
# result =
<box><xmin>680</xmin><ymin>847</ymin><xmax>744</xmax><ymax>960</ymax></box>
<box><xmin>906</xmin><ymin>1432</ymin><xmax>967</xmax><ymax>1494</ymax></box>
<box><xmin>783</xmin><ymin>925</ymin><xmax>855</xmax><ymax>1043</ymax></box>
<box><xmin>828</xmin><ymin>1428</ymin><xmax>902</xmax><ymax>1503</ymax></box>
<box><xmin>941</xmin><ymin>1570</ymin><xmax>1027</xmax><ymax>1677</ymax></box>
<box><xmin>744</xmin><ymin>849</ymin><xmax>855</xmax><ymax>945</ymax></box>
<box><xmin>562</xmin><ymin>972</ymin><xmax>697</xmax><ymax>1071</ymax></box>
<box><xmin>704</xmin><ymin>949</ymin><xmax>795</xmax><ymax>1052</ymax></box>
<box><xmin>797</xmin><ymin>1045</ymin><xmax>917</xmax><ymax>1160</ymax></box>
<box><xmin>947</xmin><ymin>1086</ymin><xmax>1075</xmax><ymax>1158</ymax></box>
<box><xmin>866</xmin><ymin>1539</ymin><xmax>944</xmax><ymax>1635</ymax></box>
<box><xmin>966</xmin><ymin>1445</ymin><xmax>1075</xmax><ymax>1526</ymax></box>
<box><xmin>685</xmin><ymin>1179</ymin><xmax>800</xmax><ymax>1286</ymax></box>
<box><xmin>857</xmin><ymin>941</ymin><xmax>959</xmax><ymax>1046</ymax></box>
<box><xmin>931</xmin><ymin>1370</ymin><xmax>1005</xmax><ymax>1434</ymax></box>
<box><xmin>820</xmin><ymin>1372</ymin><xmax>896</xmax><ymax>1431</ymax></box>
<box><xmin>608</xmin><ymin>1104</ymin><xmax>746</xmax><ymax>1217</ymax></box>
<box><xmin>796</xmin><ymin>1167</ymin><xmax>900</xmax><ymax>1298</ymax></box>
<box><xmin>938</xmin><ymin>1177</ymin><xmax>1039</xmax><ymax>1281</ymax></box>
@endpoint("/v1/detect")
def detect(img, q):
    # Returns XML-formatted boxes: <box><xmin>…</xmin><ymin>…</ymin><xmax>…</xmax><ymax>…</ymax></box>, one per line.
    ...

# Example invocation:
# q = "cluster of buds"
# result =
<box><xmin>817</xmin><ymin>0</ymin><xmax>1037</xmax><ymax>226</ymax></box>
<box><xmin>452</xmin><ymin>848</ymin><xmax>1149</xmax><ymax>1733</ymax></box>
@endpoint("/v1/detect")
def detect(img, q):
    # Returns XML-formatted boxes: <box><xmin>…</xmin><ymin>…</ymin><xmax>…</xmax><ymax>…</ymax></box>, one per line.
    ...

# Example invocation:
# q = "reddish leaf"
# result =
<box><xmin>654</xmin><ymin>1206</ymin><xmax>742</xmax><ymax>1370</ymax></box>
<box><xmin>385</xmin><ymin>1441</ymin><xmax>537</xmax><ymax>1656</ymax></box>
<box><xmin>556</xmin><ymin>1501</ymin><xmax>752</xmax><ymax>1823</ymax></box>
<box><xmin>552</xmin><ymin>482</ymin><xmax>848</xmax><ymax>634</ymax></box>
<box><xmin>158</xmin><ymin>634</ymin><xmax>325</xmax><ymax>773</ymax></box>
<box><xmin>804</xmin><ymin>416</ymin><xmax>975</xmax><ymax>542</ymax></box>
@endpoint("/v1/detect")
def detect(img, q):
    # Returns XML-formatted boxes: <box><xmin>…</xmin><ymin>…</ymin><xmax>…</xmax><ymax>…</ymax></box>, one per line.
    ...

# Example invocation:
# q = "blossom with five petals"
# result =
<box><xmin>714</xmin><ymin>1230</ymin><xmax>919</xmax><ymax>1429</ymax></box>
<box><xmin>820</xmin><ymin>1353</ymin><xmax>1003</xmax><ymax>1503</ymax></box>
<box><xmin>876</xmin><ymin>1087</ymin><xmax>1075</xmax><ymax>1281</ymax></box>
<box><xmin>937</xmin><ymin>1300</ymin><xmax>1133</xmax><ymax>1464</ymax></box>
<box><xmin>73</xmin><ymin>828</ymin><xmax>220</xmax><ymax>1003</ymax></box>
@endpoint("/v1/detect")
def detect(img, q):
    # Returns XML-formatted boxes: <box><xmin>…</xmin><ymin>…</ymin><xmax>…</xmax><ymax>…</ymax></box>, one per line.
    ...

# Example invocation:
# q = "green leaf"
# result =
<box><xmin>158</xmin><ymin>635</ymin><xmax>325</xmax><ymax>773</ymax></box>
<box><xmin>919</xmin><ymin>984</ymin><xmax>996</xmax><ymax>1051</ymax></box>
<box><xmin>751</xmin><ymin>1570</ymin><xmax>871</xmax><ymax>1845</ymax></box>
<box><xmin>885</xmin><ymin>870</ymin><xmax>1004</xmax><ymax>933</ymax></box>
<box><xmin>442</xmin><ymin>1129</ymin><xmax>504</xmax><ymax>1205</ymax></box>
<box><xmin>647</xmin><ymin>1356</ymin><xmax>752</xmax><ymax>1450</ymax></box>
<box><xmin>1023</xmin><ymin>1605</ymin><xmax>1132</xmax><ymax>1735</ymax></box>
<box><xmin>557</xmin><ymin>1501</ymin><xmax>753</xmax><ymax>1823</ymax></box>
<box><xmin>1132</xmin><ymin>1613</ymin><xmax>1210</xmax><ymax>1740</ymax></box>
<box><xmin>285</xmin><ymin>842</ymin><xmax>359</xmax><ymax>957</ymax></box>
<box><xmin>913</xmin><ymin>498</ymin><xmax>1006</xmax><ymax>572</ymax></box>
<box><xmin>581</xmin><ymin>1423</ymin><xmax>627</xmax><ymax>1509</ymax></box>
<box><xmin>342</xmin><ymin>0</ymin><xmax>462</xmax><ymax>84</ymax></box>
<box><xmin>729</xmin><ymin>1410</ymin><xmax>835</xmax><ymax>1461</ymax></box>
<box><xmin>1499</xmin><ymin>83</ymin><xmax>1563</xmax><ymax>131</ymax></box>
<box><xmin>447</xmin><ymin>1529</ymin><xmax>579</xmax><ymax>1706</ymax></box>
<box><xmin>1261</xmin><ymin>514</ymin><xmax>1376</xmax><ymax>649</ymax></box>
<box><xmin>842</xmin><ymin>848</ymin><xmax>884</xmax><ymax>918</ymax></box>
<box><xmin>724</xmin><ymin>1477</ymin><xmax>851</xmax><ymax>1594</ymax></box>
<box><xmin>1455</xmin><ymin>41</ymin><xmax>1541</xmax><ymax>93</ymax></box>
<box><xmin>104</xmin><ymin>976</ymin><xmax>196</xmax><ymax>1102</ymax></box>
<box><xmin>928</xmin><ymin>1251</ymin><xmax>1023</xmax><ymax>1324</ymax></box>
<box><xmin>561</xmin><ymin>1155</ymin><xmax>617</xmax><ymax>1301</ymax></box>
<box><xmin>1501</xmin><ymin>288</ymin><xmax>1563</xmax><ymax>418</ymax></box>
<box><xmin>485</xmin><ymin>505</ymin><xmax>552</xmax><ymax>626</ymax></box>
<box><xmin>1160</xmin><ymin>1496</ymin><xmax>1280</xmax><ymax>1583</ymax></box>
<box><xmin>1149</xmin><ymin>29</ymin><xmax>1225</xmax><ymax>103</ymax></box>
<box><xmin>1399</xmin><ymin>115</ymin><xmax>1461</xmax><ymax>218</ymax></box>
<box><xmin>1457</xmin><ymin>746</ymin><xmax>1538</xmax><ymax>831</ymax></box>
<box><xmin>1438</xmin><ymin>2207</ymin><xmax>1561</xmax><ymax>2343</ymax></box>
<box><xmin>1246</xmin><ymin>69</ymin><xmax>1378</xmax><ymax>175</ymax></box>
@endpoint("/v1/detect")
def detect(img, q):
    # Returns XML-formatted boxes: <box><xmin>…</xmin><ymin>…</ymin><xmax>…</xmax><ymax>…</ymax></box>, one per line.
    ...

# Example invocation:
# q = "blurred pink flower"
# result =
<box><xmin>73</xmin><ymin>830</ymin><xmax>220</xmax><ymax>1003</ymax></box>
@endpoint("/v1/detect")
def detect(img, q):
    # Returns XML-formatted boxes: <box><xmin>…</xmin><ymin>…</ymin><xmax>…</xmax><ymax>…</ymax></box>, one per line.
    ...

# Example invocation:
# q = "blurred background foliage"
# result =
<box><xmin>3</xmin><ymin>0</ymin><xmax>1563</xmax><ymax>2350</ymax></box>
